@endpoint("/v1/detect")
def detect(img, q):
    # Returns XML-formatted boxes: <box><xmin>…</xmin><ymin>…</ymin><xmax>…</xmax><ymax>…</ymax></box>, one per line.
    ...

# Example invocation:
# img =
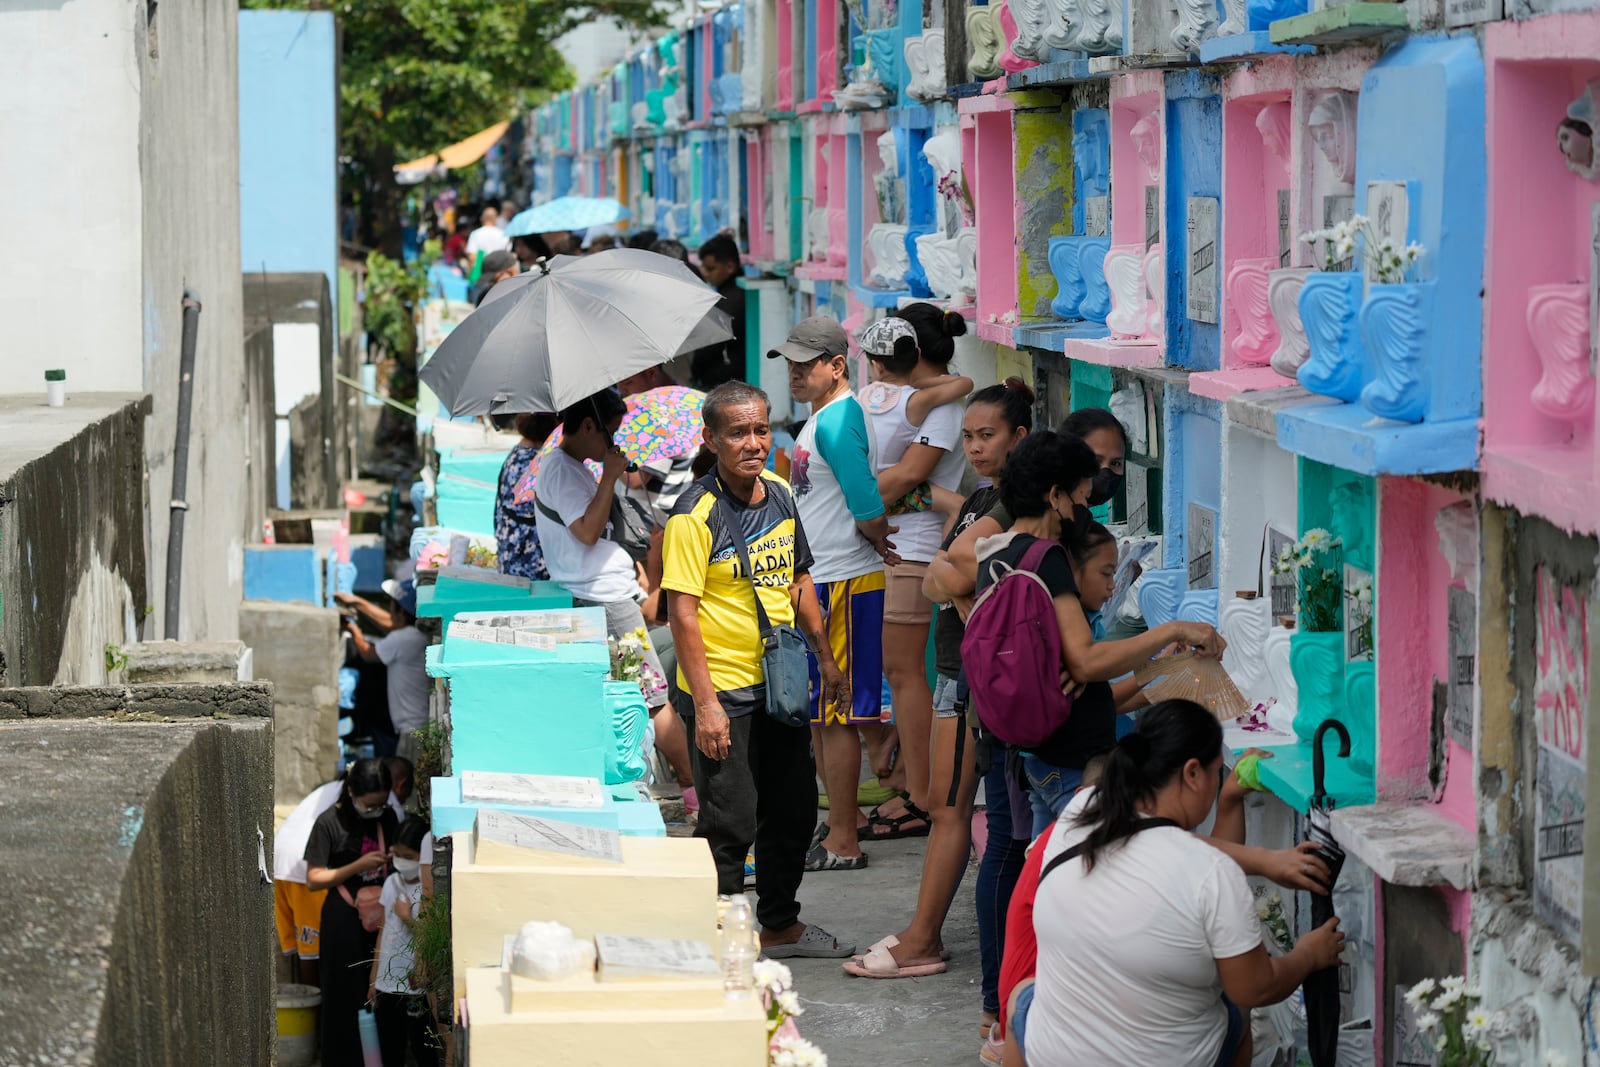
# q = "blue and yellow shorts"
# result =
<box><xmin>808</xmin><ymin>572</ymin><xmax>886</xmax><ymax>726</ymax></box>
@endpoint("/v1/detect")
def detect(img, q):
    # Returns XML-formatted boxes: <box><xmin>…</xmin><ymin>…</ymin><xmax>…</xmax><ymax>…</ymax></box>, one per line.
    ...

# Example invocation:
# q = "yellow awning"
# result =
<box><xmin>395</xmin><ymin>121</ymin><xmax>511</xmax><ymax>173</ymax></box>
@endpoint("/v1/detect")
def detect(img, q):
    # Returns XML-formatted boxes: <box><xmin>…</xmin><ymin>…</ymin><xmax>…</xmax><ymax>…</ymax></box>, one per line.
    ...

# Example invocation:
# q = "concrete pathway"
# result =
<box><xmin>785</xmin><ymin>830</ymin><xmax>987</xmax><ymax>1067</ymax></box>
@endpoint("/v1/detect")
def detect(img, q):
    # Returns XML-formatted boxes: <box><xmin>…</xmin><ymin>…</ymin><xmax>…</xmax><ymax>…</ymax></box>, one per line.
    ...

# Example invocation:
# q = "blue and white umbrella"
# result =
<box><xmin>505</xmin><ymin>196</ymin><xmax>631</xmax><ymax>237</ymax></box>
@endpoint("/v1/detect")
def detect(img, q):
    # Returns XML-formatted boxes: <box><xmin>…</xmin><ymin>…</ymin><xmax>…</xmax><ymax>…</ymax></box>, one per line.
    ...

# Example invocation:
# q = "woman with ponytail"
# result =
<box><xmin>845</xmin><ymin>377</ymin><xmax>1032</xmax><ymax>998</ymax></box>
<box><xmin>855</xmin><ymin>304</ymin><xmax>974</xmax><ymax>842</ymax></box>
<box><xmin>1003</xmin><ymin>700</ymin><xmax>1346</xmax><ymax>1067</ymax></box>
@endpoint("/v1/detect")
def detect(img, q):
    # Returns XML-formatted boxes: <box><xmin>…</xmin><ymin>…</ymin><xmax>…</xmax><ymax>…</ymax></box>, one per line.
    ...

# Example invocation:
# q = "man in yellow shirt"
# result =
<box><xmin>663</xmin><ymin>381</ymin><xmax>856</xmax><ymax>959</ymax></box>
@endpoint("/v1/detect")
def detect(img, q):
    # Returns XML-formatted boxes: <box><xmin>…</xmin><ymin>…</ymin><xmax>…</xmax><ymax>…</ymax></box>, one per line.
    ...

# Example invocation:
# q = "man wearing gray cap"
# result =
<box><xmin>769</xmin><ymin>316</ymin><xmax>898</xmax><ymax>872</ymax></box>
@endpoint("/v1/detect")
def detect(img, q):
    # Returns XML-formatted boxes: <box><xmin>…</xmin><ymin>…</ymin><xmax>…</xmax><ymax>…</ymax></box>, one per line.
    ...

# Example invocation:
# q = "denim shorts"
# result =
<box><xmin>933</xmin><ymin>674</ymin><xmax>964</xmax><ymax>719</ymax></box>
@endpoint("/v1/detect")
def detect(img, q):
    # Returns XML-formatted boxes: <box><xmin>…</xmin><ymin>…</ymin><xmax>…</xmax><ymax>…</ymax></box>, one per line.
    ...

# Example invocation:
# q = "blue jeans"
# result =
<box><xmin>977</xmin><ymin>757</ymin><xmax>1028</xmax><ymax>1015</ymax></box>
<box><xmin>1024</xmin><ymin>756</ymin><xmax>1085</xmax><ymax>838</ymax></box>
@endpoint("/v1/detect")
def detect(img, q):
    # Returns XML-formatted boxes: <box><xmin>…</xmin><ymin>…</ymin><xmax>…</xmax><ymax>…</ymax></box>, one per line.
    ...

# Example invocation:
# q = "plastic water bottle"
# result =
<box><xmin>721</xmin><ymin>893</ymin><xmax>755</xmax><ymax>997</ymax></box>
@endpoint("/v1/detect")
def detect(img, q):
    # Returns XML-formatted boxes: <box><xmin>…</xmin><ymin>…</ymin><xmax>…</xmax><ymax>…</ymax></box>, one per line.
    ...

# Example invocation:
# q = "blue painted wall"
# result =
<box><xmin>238</xmin><ymin>11</ymin><xmax>339</xmax><ymax>321</ymax></box>
<box><xmin>1164</xmin><ymin>70</ymin><xmax>1223</xmax><ymax>373</ymax></box>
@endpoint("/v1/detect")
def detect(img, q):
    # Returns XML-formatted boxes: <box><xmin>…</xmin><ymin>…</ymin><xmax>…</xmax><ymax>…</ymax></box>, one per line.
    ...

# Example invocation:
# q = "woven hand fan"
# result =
<box><xmin>1130</xmin><ymin>651</ymin><xmax>1250</xmax><ymax>721</ymax></box>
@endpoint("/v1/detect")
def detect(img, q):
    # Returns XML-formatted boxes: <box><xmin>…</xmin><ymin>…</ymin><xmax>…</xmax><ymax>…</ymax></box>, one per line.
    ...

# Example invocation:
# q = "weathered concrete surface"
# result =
<box><xmin>0</xmin><ymin>706</ymin><xmax>274</xmax><ymax>1065</ymax></box>
<box><xmin>1330</xmin><ymin>801</ymin><xmax>1475</xmax><ymax>890</ymax></box>
<box><xmin>0</xmin><ymin>681</ymin><xmax>273</xmax><ymax>722</ymax></box>
<box><xmin>786</xmin><ymin>831</ymin><xmax>986</xmax><ymax>1067</ymax></box>
<box><xmin>138</xmin><ymin>0</ymin><xmax>250</xmax><ymax>650</ymax></box>
<box><xmin>240</xmin><ymin>600</ymin><xmax>342</xmax><ymax>802</ymax></box>
<box><xmin>123</xmin><ymin>640</ymin><xmax>251</xmax><ymax>684</ymax></box>
<box><xmin>1473</xmin><ymin>893</ymin><xmax>1596</xmax><ymax>1065</ymax></box>
<box><xmin>0</xmin><ymin>395</ymin><xmax>150</xmax><ymax>689</ymax></box>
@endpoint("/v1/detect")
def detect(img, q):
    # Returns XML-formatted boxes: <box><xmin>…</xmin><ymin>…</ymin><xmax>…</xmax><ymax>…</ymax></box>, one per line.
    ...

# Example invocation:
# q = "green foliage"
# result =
<box><xmin>104</xmin><ymin>644</ymin><xmax>129</xmax><ymax>674</ymax></box>
<box><xmin>411</xmin><ymin>718</ymin><xmax>449</xmax><ymax>818</ymax></box>
<box><xmin>408</xmin><ymin>890</ymin><xmax>453</xmax><ymax>997</ymax></box>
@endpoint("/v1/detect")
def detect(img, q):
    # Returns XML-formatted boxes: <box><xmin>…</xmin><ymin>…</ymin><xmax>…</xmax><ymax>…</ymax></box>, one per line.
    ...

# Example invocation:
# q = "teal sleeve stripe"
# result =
<box><xmin>813</xmin><ymin>400</ymin><xmax>886</xmax><ymax>522</ymax></box>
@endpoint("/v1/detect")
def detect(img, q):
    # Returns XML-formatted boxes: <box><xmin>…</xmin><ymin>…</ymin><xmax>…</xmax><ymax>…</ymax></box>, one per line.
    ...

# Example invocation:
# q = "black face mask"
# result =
<box><xmin>1088</xmin><ymin>468</ymin><xmax>1123</xmax><ymax>507</ymax></box>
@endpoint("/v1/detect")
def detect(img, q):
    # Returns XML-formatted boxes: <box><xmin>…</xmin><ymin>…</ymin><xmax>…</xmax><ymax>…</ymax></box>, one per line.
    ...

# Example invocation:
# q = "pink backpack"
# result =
<box><xmin>961</xmin><ymin>537</ymin><xmax>1073</xmax><ymax>747</ymax></box>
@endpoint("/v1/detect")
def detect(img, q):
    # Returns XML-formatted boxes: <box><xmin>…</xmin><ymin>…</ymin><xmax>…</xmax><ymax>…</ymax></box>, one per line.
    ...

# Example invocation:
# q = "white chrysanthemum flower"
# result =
<box><xmin>1435</xmin><ymin>1034</ymin><xmax>1449</xmax><ymax>1052</ymax></box>
<box><xmin>1467</xmin><ymin>1008</ymin><xmax>1491</xmax><ymax>1030</ymax></box>
<box><xmin>773</xmin><ymin>1034</ymin><xmax>828</xmax><ymax>1067</ymax></box>
<box><xmin>1302</xmin><ymin>528</ymin><xmax>1331</xmax><ymax>549</ymax></box>
<box><xmin>1416</xmin><ymin>1011</ymin><xmax>1441</xmax><ymax>1033</ymax></box>
<box><xmin>1404</xmin><ymin>978</ymin><xmax>1437</xmax><ymax>1007</ymax></box>
<box><xmin>1440</xmin><ymin>975</ymin><xmax>1467</xmax><ymax>994</ymax></box>
<box><xmin>1432</xmin><ymin>987</ymin><xmax>1464</xmax><ymax>1012</ymax></box>
<box><xmin>777</xmin><ymin>991</ymin><xmax>803</xmax><ymax>1017</ymax></box>
<box><xmin>753</xmin><ymin>959</ymin><xmax>792</xmax><ymax>993</ymax></box>
<box><xmin>1335</xmin><ymin>236</ymin><xmax>1355</xmax><ymax>259</ymax></box>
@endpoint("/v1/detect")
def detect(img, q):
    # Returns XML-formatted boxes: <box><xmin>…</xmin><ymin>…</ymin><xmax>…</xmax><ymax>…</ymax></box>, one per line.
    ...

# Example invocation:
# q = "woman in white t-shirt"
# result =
<box><xmin>534</xmin><ymin>388</ymin><xmax>693</xmax><ymax>791</ymax></box>
<box><xmin>856</xmin><ymin>305</ymin><xmax>973</xmax><ymax>840</ymax></box>
<box><xmin>1007</xmin><ymin>700</ymin><xmax>1346</xmax><ymax>1067</ymax></box>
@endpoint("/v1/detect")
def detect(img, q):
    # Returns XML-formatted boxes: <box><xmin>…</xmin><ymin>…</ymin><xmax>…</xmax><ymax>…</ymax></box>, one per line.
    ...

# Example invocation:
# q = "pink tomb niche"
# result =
<box><xmin>746</xmin><ymin>129</ymin><xmax>773</xmax><ymax>263</ymax></box>
<box><xmin>1482</xmin><ymin>14</ymin><xmax>1600</xmax><ymax>536</ymax></box>
<box><xmin>775</xmin><ymin>0</ymin><xmax>796</xmax><ymax>114</ymax></box>
<box><xmin>1065</xmin><ymin>70</ymin><xmax>1166</xmax><ymax>368</ymax></box>
<box><xmin>960</xmin><ymin>93</ymin><xmax>1020</xmax><ymax>345</ymax></box>
<box><xmin>1376</xmin><ymin>479</ymin><xmax>1476</xmax><ymax>830</ymax></box>
<box><xmin>797</xmin><ymin>116</ymin><xmax>850</xmax><ymax>280</ymax></box>
<box><xmin>1191</xmin><ymin>53</ymin><xmax>1372</xmax><ymax>402</ymax></box>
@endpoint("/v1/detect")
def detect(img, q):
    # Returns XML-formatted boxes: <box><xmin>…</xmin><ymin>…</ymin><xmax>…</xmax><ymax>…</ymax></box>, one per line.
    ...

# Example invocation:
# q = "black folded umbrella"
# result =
<box><xmin>1304</xmin><ymin>719</ymin><xmax>1351</xmax><ymax>1067</ymax></box>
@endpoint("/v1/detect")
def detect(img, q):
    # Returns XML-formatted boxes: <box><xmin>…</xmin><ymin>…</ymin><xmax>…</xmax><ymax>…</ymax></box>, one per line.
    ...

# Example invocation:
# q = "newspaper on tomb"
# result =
<box><xmin>448</xmin><ymin>608</ymin><xmax>603</xmax><ymax>648</ymax></box>
<box><xmin>477</xmin><ymin>808</ymin><xmax>624</xmax><ymax>864</ymax></box>
<box><xmin>594</xmin><ymin>934</ymin><xmax>719</xmax><ymax>981</ymax></box>
<box><xmin>461</xmin><ymin>771</ymin><xmax>607</xmax><ymax>810</ymax></box>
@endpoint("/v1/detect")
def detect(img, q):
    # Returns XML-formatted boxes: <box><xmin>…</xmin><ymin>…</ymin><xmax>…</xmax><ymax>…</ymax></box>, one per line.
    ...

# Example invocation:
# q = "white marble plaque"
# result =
<box><xmin>1344</xmin><ymin>563</ymin><xmax>1373</xmax><ymax>663</ymax></box>
<box><xmin>1267</xmin><ymin>527</ymin><xmax>1295</xmax><ymax>617</ymax></box>
<box><xmin>1323</xmin><ymin>194</ymin><xmax>1355</xmax><ymax>271</ymax></box>
<box><xmin>1145</xmin><ymin>185</ymin><xmax>1161</xmax><ymax>251</ymax></box>
<box><xmin>1144</xmin><ymin>386</ymin><xmax>1161</xmax><ymax>460</ymax></box>
<box><xmin>1534</xmin><ymin>746</ymin><xmax>1585</xmax><ymax>944</ymax></box>
<box><xmin>594</xmin><ymin>934</ymin><xmax>719</xmax><ymax>979</ymax></box>
<box><xmin>461</xmin><ymin>771</ymin><xmax>607</xmax><ymax>810</ymax></box>
<box><xmin>477</xmin><ymin>808</ymin><xmax>624</xmax><ymax>864</ymax></box>
<box><xmin>1446</xmin><ymin>585</ymin><xmax>1476</xmax><ymax>749</ymax></box>
<box><xmin>1277</xmin><ymin>189</ymin><xmax>1292</xmax><ymax>267</ymax></box>
<box><xmin>1445</xmin><ymin>0</ymin><xmax>1501</xmax><ymax>28</ymax></box>
<box><xmin>1186</xmin><ymin>197</ymin><xmax>1220</xmax><ymax>325</ymax></box>
<box><xmin>1187</xmin><ymin>503</ymin><xmax>1216</xmax><ymax>589</ymax></box>
<box><xmin>1365</xmin><ymin>180</ymin><xmax>1411</xmax><ymax>283</ymax></box>
<box><xmin>1126</xmin><ymin>465</ymin><xmax>1150</xmax><ymax>536</ymax></box>
<box><xmin>1085</xmin><ymin>196</ymin><xmax>1109</xmax><ymax>237</ymax></box>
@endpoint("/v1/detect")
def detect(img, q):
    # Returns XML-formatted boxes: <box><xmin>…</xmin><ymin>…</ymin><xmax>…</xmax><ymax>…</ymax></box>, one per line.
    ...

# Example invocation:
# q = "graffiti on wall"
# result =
<box><xmin>1533</xmin><ymin>566</ymin><xmax>1588</xmax><ymax>944</ymax></box>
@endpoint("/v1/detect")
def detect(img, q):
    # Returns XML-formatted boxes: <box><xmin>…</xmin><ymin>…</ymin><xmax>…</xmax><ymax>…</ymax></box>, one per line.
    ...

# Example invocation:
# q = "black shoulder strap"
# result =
<box><xmin>707</xmin><ymin>478</ymin><xmax>773</xmax><ymax>635</ymax></box>
<box><xmin>1038</xmin><ymin>816</ymin><xmax>1181</xmax><ymax>885</ymax></box>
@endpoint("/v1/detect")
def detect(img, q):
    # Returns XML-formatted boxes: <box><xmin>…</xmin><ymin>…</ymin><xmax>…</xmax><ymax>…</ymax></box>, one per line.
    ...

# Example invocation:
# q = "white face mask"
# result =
<box><xmin>393</xmin><ymin>856</ymin><xmax>422</xmax><ymax>880</ymax></box>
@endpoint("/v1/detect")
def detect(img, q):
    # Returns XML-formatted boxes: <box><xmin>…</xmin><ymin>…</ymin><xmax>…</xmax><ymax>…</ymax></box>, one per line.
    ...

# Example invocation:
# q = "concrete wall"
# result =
<box><xmin>1</xmin><ymin>0</ymin><xmax>250</xmax><ymax>652</ymax></box>
<box><xmin>137</xmin><ymin>0</ymin><xmax>249</xmax><ymax>647</ymax></box>
<box><xmin>0</xmin><ymin>396</ymin><xmax>151</xmax><ymax>687</ymax></box>
<box><xmin>0</xmin><ymin>0</ymin><xmax>144</xmax><ymax>395</ymax></box>
<box><xmin>239</xmin><ymin>600</ymin><xmax>343</xmax><ymax>803</ymax></box>
<box><xmin>238</xmin><ymin>10</ymin><xmax>339</xmax><ymax>323</ymax></box>
<box><xmin>0</xmin><ymin>683</ymin><xmax>275</xmax><ymax>1065</ymax></box>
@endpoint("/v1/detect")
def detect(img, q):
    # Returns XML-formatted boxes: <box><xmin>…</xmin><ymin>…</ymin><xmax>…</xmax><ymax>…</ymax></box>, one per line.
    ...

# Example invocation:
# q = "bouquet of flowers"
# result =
<box><xmin>608</xmin><ymin>628</ymin><xmax>651</xmax><ymax>682</ymax></box>
<box><xmin>754</xmin><ymin>960</ymin><xmax>828</xmax><ymax>1067</ymax></box>
<box><xmin>1269</xmin><ymin>528</ymin><xmax>1344</xmax><ymax>632</ymax></box>
<box><xmin>1403</xmin><ymin>976</ymin><xmax>1503</xmax><ymax>1066</ymax></box>
<box><xmin>1300</xmin><ymin>215</ymin><xmax>1425</xmax><ymax>282</ymax></box>
<box><xmin>936</xmin><ymin>170</ymin><xmax>974</xmax><ymax>227</ymax></box>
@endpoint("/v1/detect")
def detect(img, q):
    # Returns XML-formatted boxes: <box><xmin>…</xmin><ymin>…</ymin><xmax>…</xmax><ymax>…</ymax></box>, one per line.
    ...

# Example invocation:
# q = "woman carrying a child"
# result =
<box><xmin>857</xmin><ymin>304</ymin><xmax>974</xmax><ymax>841</ymax></box>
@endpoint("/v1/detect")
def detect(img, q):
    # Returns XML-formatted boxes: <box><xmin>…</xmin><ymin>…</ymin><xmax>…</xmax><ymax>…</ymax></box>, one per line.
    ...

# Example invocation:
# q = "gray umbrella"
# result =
<box><xmin>418</xmin><ymin>247</ymin><xmax>734</xmax><ymax>416</ymax></box>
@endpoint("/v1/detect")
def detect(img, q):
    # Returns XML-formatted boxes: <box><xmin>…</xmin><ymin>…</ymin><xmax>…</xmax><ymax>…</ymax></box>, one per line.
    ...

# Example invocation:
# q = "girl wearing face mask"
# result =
<box><xmin>369</xmin><ymin>817</ymin><xmax>438</xmax><ymax>1067</ymax></box>
<box><xmin>1059</xmin><ymin>407</ymin><xmax>1129</xmax><ymax>514</ymax></box>
<box><xmin>304</xmin><ymin>758</ymin><xmax>398</xmax><ymax>1066</ymax></box>
<box><xmin>977</xmin><ymin>433</ymin><xmax>1225</xmax><ymax>839</ymax></box>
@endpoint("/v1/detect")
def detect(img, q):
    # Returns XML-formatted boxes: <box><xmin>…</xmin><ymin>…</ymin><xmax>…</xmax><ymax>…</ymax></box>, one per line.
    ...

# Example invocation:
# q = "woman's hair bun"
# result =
<box><xmin>942</xmin><ymin>310</ymin><xmax>969</xmax><ymax>339</ymax></box>
<box><xmin>1001</xmin><ymin>376</ymin><xmax>1035</xmax><ymax>405</ymax></box>
<box><xmin>1117</xmin><ymin>731</ymin><xmax>1152</xmax><ymax>764</ymax></box>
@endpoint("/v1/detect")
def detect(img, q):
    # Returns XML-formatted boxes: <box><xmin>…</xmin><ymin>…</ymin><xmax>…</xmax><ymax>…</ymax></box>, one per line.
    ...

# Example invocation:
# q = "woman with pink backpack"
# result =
<box><xmin>964</xmin><ymin>432</ymin><xmax>1226</xmax><ymax>839</ymax></box>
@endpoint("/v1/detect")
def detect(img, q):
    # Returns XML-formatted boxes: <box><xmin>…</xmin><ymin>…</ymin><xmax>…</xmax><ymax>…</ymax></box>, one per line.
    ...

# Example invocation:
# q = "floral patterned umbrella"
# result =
<box><xmin>511</xmin><ymin>386</ymin><xmax>705</xmax><ymax>505</ymax></box>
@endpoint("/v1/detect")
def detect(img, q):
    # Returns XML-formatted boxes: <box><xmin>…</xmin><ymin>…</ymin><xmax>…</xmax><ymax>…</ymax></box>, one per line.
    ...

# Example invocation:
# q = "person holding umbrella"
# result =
<box><xmin>1002</xmin><ymin>699</ymin><xmax>1345</xmax><ymax>1067</ymax></box>
<box><xmin>534</xmin><ymin>387</ymin><xmax>694</xmax><ymax>790</ymax></box>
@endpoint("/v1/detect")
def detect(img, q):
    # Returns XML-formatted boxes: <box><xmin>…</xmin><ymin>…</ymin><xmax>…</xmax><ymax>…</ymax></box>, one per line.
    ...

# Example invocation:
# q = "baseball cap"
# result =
<box><xmin>767</xmin><ymin>316</ymin><xmax>849</xmax><ymax>362</ymax></box>
<box><xmin>857</xmin><ymin>316</ymin><xmax>918</xmax><ymax>357</ymax></box>
<box><xmin>381</xmin><ymin>578</ymin><xmax>418</xmax><ymax>617</ymax></box>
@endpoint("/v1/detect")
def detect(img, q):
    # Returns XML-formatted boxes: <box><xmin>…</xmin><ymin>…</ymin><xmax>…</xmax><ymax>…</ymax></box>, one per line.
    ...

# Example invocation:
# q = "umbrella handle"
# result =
<box><xmin>1310</xmin><ymin>718</ymin><xmax>1351</xmax><ymax>810</ymax></box>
